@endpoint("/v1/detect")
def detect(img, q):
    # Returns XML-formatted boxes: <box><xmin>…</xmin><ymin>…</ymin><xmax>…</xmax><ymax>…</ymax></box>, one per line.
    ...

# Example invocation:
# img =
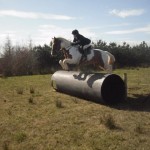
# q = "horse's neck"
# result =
<box><xmin>69</xmin><ymin>46</ymin><xmax>82</xmax><ymax>59</ymax></box>
<box><xmin>60</xmin><ymin>38</ymin><xmax>71</xmax><ymax>49</ymax></box>
<box><xmin>61</xmin><ymin>42</ymin><xmax>70</xmax><ymax>49</ymax></box>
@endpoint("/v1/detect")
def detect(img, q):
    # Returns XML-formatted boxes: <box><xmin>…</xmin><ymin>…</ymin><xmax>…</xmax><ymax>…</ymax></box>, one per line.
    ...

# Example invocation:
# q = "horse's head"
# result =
<box><xmin>51</xmin><ymin>37</ymin><xmax>61</xmax><ymax>56</ymax></box>
<box><xmin>51</xmin><ymin>37</ymin><xmax>71</xmax><ymax>56</ymax></box>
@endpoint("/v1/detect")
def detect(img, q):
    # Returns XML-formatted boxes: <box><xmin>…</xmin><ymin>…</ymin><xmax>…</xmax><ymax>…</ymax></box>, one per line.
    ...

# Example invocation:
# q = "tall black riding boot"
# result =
<box><xmin>82</xmin><ymin>50</ymin><xmax>87</xmax><ymax>61</ymax></box>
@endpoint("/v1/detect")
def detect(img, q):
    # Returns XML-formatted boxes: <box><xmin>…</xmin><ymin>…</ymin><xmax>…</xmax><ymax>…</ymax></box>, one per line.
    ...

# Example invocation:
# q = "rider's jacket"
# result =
<box><xmin>73</xmin><ymin>34</ymin><xmax>91</xmax><ymax>46</ymax></box>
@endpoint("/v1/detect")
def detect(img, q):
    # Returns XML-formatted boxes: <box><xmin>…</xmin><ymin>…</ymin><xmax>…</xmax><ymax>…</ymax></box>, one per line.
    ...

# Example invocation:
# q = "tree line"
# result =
<box><xmin>0</xmin><ymin>37</ymin><xmax>150</xmax><ymax>76</ymax></box>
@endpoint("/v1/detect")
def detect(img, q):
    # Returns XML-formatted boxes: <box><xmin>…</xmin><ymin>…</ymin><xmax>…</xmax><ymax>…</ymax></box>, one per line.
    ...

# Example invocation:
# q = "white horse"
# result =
<box><xmin>51</xmin><ymin>37</ymin><xmax>115</xmax><ymax>73</ymax></box>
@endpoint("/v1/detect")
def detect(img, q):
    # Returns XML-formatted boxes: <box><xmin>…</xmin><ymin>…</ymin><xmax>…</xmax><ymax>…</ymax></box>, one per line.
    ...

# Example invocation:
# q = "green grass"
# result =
<box><xmin>0</xmin><ymin>68</ymin><xmax>150</xmax><ymax>150</ymax></box>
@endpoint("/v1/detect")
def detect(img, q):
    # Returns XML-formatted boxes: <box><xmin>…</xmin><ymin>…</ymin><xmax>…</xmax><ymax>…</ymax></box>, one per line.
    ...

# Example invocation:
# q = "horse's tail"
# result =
<box><xmin>106</xmin><ymin>51</ymin><xmax>115</xmax><ymax>65</ymax></box>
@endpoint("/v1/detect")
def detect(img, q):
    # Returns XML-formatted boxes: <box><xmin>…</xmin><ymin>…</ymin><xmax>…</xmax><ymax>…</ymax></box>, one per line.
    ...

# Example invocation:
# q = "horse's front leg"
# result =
<box><xmin>59</xmin><ymin>60</ymin><xmax>66</xmax><ymax>70</ymax></box>
<box><xmin>63</xmin><ymin>58</ymin><xmax>76</xmax><ymax>71</ymax></box>
<box><xmin>62</xmin><ymin>59</ymin><xmax>70</xmax><ymax>71</ymax></box>
<box><xmin>59</xmin><ymin>59</ymin><xmax>69</xmax><ymax>70</ymax></box>
<box><xmin>59</xmin><ymin>58</ymin><xmax>76</xmax><ymax>71</ymax></box>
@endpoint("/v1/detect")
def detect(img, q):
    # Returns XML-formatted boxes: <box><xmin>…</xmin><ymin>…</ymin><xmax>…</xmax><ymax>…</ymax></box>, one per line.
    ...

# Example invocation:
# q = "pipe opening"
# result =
<box><xmin>101</xmin><ymin>74</ymin><xmax>125</xmax><ymax>104</ymax></box>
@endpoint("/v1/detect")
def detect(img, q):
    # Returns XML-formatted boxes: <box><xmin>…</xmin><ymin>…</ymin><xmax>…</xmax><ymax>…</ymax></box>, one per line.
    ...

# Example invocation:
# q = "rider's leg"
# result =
<box><xmin>82</xmin><ymin>48</ymin><xmax>87</xmax><ymax>61</ymax></box>
<box><xmin>83</xmin><ymin>50</ymin><xmax>87</xmax><ymax>60</ymax></box>
<box><xmin>79</xmin><ymin>46</ymin><xmax>86</xmax><ymax>60</ymax></box>
<box><xmin>79</xmin><ymin>46</ymin><xmax>84</xmax><ymax>54</ymax></box>
<box><xmin>82</xmin><ymin>44</ymin><xmax>91</xmax><ymax>60</ymax></box>
<box><xmin>83</xmin><ymin>44</ymin><xmax>90</xmax><ymax>50</ymax></box>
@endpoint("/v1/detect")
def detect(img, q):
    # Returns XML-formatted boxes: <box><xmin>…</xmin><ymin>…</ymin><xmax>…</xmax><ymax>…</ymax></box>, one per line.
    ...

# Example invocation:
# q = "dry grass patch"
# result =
<box><xmin>29</xmin><ymin>86</ymin><xmax>35</xmax><ymax>94</ymax></box>
<box><xmin>55</xmin><ymin>99</ymin><xmax>64</xmax><ymax>108</ymax></box>
<box><xmin>100</xmin><ymin>114</ymin><xmax>119</xmax><ymax>130</ymax></box>
<box><xmin>16</xmin><ymin>87</ymin><xmax>24</xmax><ymax>94</ymax></box>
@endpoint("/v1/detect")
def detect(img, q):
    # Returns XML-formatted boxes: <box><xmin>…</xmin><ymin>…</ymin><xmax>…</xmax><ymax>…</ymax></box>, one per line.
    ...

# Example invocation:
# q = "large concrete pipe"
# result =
<box><xmin>51</xmin><ymin>71</ymin><xmax>126</xmax><ymax>104</ymax></box>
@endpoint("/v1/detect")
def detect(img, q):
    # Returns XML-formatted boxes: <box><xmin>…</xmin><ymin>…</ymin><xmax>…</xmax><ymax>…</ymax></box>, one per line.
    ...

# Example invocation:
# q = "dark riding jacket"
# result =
<box><xmin>72</xmin><ymin>34</ymin><xmax>91</xmax><ymax>46</ymax></box>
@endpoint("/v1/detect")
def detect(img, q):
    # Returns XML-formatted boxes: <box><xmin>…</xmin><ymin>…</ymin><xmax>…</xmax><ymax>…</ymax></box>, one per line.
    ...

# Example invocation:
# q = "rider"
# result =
<box><xmin>71</xmin><ymin>29</ymin><xmax>91</xmax><ymax>60</ymax></box>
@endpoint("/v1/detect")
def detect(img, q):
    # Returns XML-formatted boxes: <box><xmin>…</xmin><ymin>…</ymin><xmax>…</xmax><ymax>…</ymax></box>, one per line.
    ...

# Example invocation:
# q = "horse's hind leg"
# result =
<box><xmin>105</xmin><ymin>65</ymin><xmax>112</xmax><ymax>74</ymax></box>
<box><xmin>103</xmin><ymin>60</ymin><xmax>113</xmax><ymax>73</ymax></box>
<box><xmin>107</xmin><ymin>52</ymin><xmax>115</xmax><ymax>73</ymax></box>
<box><xmin>103</xmin><ymin>53</ymin><xmax>114</xmax><ymax>73</ymax></box>
<box><xmin>99</xmin><ymin>65</ymin><xmax>105</xmax><ymax>71</ymax></box>
<box><xmin>98</xmin><ymin>64</ymin><xmax>112</xmax><ymax>73</ymax></box>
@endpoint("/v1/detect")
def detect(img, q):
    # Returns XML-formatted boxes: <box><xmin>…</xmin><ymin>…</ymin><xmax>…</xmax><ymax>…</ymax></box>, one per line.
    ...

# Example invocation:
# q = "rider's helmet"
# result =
<box><xmin>72</xmin><ymin>29</ymin><xmax>79</xmax><ymax>35</ymax></box>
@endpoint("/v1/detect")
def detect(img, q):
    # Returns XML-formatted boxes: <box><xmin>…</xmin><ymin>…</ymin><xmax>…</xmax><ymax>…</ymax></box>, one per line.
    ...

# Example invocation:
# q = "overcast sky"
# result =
<box><xmin>0</xmin><ymin>0</ymin><xmax>150</xmax><ymax>48</ymax></box>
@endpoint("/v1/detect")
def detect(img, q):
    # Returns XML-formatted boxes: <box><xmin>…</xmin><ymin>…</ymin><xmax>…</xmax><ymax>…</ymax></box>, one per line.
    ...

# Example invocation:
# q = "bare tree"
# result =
<box><xmin>1</xmin><ymin>37</ymin><xmax>14</xmax><ymax>76</ymax></box>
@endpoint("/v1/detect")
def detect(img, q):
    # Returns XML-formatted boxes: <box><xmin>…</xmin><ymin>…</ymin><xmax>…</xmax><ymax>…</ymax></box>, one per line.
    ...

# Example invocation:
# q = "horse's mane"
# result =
<box><xmin>57</xmin><ymin>37</ymin><xmax>71</xmax><ymax>48</ymax></box>
<box><xmin>57</xmin><ymin>37</ymin><xmax>71</xmax><ymax>43</ymax></box>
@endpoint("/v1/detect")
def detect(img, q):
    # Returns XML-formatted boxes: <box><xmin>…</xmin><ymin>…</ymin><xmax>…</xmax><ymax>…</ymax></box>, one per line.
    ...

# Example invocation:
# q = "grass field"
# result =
<box><xmin>0</xmin><ymin>68</ymin><xmax>150</xmax><ymax>150</ymax></box>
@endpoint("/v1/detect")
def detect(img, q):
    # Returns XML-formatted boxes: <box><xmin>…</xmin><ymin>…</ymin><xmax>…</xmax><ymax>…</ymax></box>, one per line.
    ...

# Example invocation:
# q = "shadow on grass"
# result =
<box><xmin>54</xmin><ymin>88</ymin><xmax>150</xmax><ymax>112</ymax></box>
<box><xmin>113</xmin><ymin>94</ymin><xmax>150</xmax><ymax>112</ymax></box>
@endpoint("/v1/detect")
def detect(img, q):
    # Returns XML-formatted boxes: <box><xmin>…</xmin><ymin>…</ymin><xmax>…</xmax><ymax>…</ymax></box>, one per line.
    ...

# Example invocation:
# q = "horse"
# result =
<box><xmin>51</xmin><ymin>37</ymin><xmax>115</xmax><ymax>73</ymax></box>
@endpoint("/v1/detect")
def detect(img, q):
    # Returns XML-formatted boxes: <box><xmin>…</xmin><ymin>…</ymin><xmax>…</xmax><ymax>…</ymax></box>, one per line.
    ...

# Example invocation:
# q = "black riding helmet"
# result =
<box><xmin>72</xmin><ymin>29</ymin><xmax>79</xmax><ymax>35</ymax></box>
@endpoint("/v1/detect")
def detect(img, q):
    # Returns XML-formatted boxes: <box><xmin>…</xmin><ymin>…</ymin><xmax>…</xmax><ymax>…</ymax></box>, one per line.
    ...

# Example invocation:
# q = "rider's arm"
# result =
<box><xmin>71</xmin><ymin>40</ymin><xmax>81</xmax><ymax>45</ymax></box>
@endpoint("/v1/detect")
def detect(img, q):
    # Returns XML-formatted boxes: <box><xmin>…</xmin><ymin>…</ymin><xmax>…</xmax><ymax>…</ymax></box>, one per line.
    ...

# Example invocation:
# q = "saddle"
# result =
<box><xmin>79</xmin><ymin>45</ymin><xmax>92</xmax><ymax>62</ymax></box>
<box><xmin>78</xmin><ymin>45</ymin><xmax>92</xmax><ymax>55</ymax></box>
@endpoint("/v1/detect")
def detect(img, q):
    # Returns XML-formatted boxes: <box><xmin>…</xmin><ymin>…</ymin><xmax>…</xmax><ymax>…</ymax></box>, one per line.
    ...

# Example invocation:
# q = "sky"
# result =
<box><xmin>0</xmin><ymin>0</ymin><xmax>150</xmax><ymax>49</ymax></box>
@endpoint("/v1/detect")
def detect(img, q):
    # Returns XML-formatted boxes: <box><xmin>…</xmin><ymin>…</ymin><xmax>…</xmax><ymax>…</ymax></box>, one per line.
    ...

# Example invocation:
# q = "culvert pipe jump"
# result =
<box><xmin>51</xmin><ymin>71</ymin><xmax>126</xmax><ymax>104</ymax></box>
